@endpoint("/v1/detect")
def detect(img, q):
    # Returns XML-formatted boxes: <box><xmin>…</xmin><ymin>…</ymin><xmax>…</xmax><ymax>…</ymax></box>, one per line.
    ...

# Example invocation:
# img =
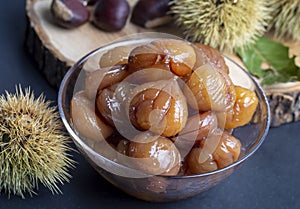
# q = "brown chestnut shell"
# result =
<box><xmin>131</xmin><ymin>0</ymin><xmax>171</xmax><ymax>28</ymax></box>
<box><xmin>51</xmin><ymin>0</ymin><xmax>90</xmax><ymax>29</ymax></box>
<box><xmin>92</xmin><ymin>0</ymin><xmax>130</xmax><ymax>31</ymax></box>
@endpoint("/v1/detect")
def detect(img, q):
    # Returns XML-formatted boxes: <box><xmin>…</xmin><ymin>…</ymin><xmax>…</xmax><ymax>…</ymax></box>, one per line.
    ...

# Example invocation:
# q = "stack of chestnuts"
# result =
<box><xmin>51</xmin><ymin>0</ymin><xmax>170</xmax><ymax>31</ymax></box>
<box><xmin>71</xmin><ymin>38</ymin><xmax>259</xmax><ymax>176</ymax></box>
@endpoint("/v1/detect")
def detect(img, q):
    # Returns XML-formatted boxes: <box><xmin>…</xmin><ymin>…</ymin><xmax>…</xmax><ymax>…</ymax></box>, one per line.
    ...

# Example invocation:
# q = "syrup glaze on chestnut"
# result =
<box><xmin>71</xmin><ymin>39</ymin><xmax>259</xmax><ymax>176</ymax></box>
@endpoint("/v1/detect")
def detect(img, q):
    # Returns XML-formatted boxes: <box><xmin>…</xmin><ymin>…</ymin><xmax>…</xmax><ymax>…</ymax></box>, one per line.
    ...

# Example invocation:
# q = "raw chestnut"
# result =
<box><xmin>128</xmin><ymin>134</ymin><xmax>181</xmax><ymax>175</ymax></box>
<box><xmin>93</xmin><ymin>0</ymin><xmax>130</xmax><ymax>31</ymax></box>
<box><xmin>129</xmin><ymin>79</ymin><xmax>188</xmax><ymax>137</ymax></box>
<box><xmin>128</xmin><ymin>39</ymin><xmax>196</xmax><ymax>77</ymax></box>
<box><xmin>51</xmin><ymin>0</ymin><xmax>90</xmax><ymax>29</ymax></box>
<box><xmin>186</xmin><ymin>131</ymin><xmax>241</xmax><ymax>174</ymax></box>
<box><xmin>131</xmin><ymin>0</ymin><xmax>171</xmax><ymax>28</ymax></box>
<box><xmin>184</xmin><ymin>63</ymin><xmax>236</xmax><ymax>111</ymax></box>
<box><xmin>84</xmin><ymin>0</ymin><xmax>97</xmax><ymax>6</ymax></box>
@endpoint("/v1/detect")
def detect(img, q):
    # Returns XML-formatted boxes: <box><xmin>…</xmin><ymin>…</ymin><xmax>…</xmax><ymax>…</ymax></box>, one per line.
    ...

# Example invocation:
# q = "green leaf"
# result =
<box><xmin>236</xmin><ymin>36</ymin><xmax>300</xmax><ymax>86</ymax></box>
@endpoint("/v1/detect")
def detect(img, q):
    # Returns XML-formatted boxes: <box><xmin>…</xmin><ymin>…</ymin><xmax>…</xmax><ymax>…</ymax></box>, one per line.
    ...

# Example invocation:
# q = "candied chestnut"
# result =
<box><xmin>128</xmin><ymin>39</ymin><xmax>196</xmax><ymax>77</ymax></box>
<box><xmin>85</xmin><ymin>64</ymin><xmax>128</xmax><ymax>100</ymax></box>
<box><xmin>129</xmin><ymin>79</ymin><xmax>188</xmax><ymax>137</ymax></box>
<box><xmin>116</xmin><ymin>139</ymin><xmax>130</xmax><ymax>155</ymax></box>
<box><xmin>96</xmin><ymin>81</ymin><xmax>132</xmax><ymax>127</ymax></box>
<box><xmin>128</xmin><ymin>134</ymin><xmax>181</xmax><ymax>175</ymax></box>
<box><xmin>186</xmin><ymin>131</ymin><xmax>241</xmax><ymax>174</ymax></box>
<box><xmin>96</xmin><ymin>86</ymin><xmax>115</xmax><ymax>126</ymax></box>
<box><xmin>92</xmin><ymin>140</ymin><xmax>118</xmax><ymax>162</ymax></box>
<box><xmin>71</xmin><ymin>91</ymin><xmax>113</xmax><ymax>141</ymax></box>
<box><xmin>186</xmin><ymin>148</ymin><xmax>218</xmax><ymax>174</ymax></box>
<box><xmin>69</xmin><ymin>38</ymin><xmax>259</xmax><ymax>180</ymax></box>
<box><xmin>193</xmin><ymin>43</ymin><xmax>229</xmax><ymax>74</ymax></box>
<box><xmin>99</xmin><ymin>46</ymin><xmax>132</xmax><ymax>67</ymax></box>
<box><xmin>184</xmin><ymin>63</ymin><xmax>236</xmax><ymax>112</ymax></box>
<box><xmin>179</xmin><ymin>112</ymin><xmax>218</xmax><ymax>142</ymax></box>
<box><xmin>218</xmin><ymin>85</ymin><xmax>259</xmax><ymax>129</ymax></box>
<box><xmin>212</xmin><ymin>132</ymin><xmax>241</xmax><ymax>168</ymax></box>
<box><xmin>124</xmin><ymin>68</ymin><xmax>176</xmax><ymax>84</ymax></box>
<box><xmin>173</xmin><ymin>112</ymin><xmax>218</xmax><ymax>156</ymax></box>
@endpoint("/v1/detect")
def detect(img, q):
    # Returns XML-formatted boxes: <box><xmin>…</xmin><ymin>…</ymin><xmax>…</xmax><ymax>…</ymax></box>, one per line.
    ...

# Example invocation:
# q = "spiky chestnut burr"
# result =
<box><xmin>270</xmin><ymin>0</ymin><xmax>300</xmax><ymax>41</ymax></box>
<box><xmin>0</xmin><ymin>86</ymin><xmax>74</xmax><ymax>198</ymax></box>
<box><xmin>170</xmin><ymin>0</ymin><xmax>272</xmax><ymax>52</ymax></box>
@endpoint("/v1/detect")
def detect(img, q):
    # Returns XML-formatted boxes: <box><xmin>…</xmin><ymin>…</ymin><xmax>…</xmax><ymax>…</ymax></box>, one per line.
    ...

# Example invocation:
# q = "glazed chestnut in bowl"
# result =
<box><xmin>58</xmin><ymin>33</ymin><xmax>270</xmax><ymax>202</ymax></box>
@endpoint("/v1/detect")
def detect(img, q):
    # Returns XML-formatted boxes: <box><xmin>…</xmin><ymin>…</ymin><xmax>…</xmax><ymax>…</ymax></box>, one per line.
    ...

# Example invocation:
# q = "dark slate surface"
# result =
<box><xmin>0</xmin><ymin>1</ymin><xmax>299</xmax><ymax>209</ymax></box>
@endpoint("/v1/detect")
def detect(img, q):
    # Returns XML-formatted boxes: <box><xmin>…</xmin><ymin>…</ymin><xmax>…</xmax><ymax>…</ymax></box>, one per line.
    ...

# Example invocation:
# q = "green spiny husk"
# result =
<box><xmin>270</xmin><ymin>0</ymin><xmax>300</xmax><ymax>41</ymax></box>
<box><xmin>170</xmin><ymin>0</ymin><xmax>273</xmax><ymax>52</ymax></box>
<box><xmin>0</xmin><ymin>86</ymin><xmax>74</xmax><ymax>198</ymax></box>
